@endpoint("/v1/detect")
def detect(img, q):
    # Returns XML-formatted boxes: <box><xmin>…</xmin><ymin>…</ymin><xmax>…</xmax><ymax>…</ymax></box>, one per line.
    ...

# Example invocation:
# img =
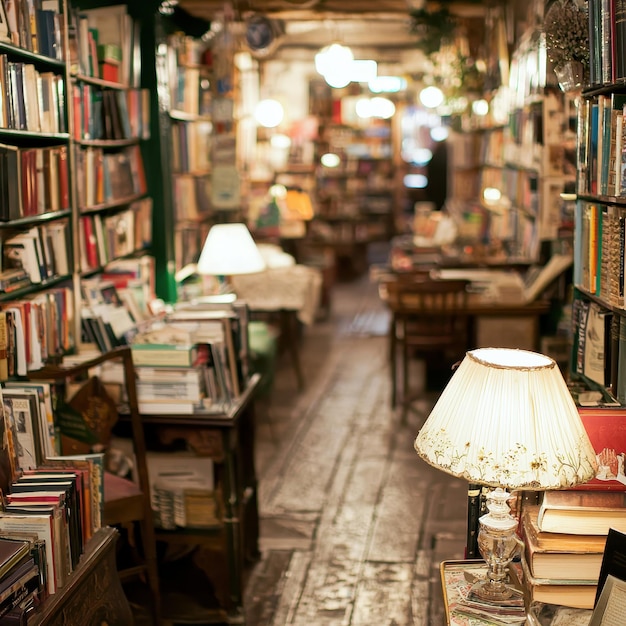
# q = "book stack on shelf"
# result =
<box><xmin>0</xmin><ymin>378</ymin><xmax>106</xmax><ymax>620</ymax></box>
<box><xmin>517</xmin><ymin>495</ymin><xmax>613</xmax><ymax>609</ymax></box>
<box><xmin>145</xmin><ymin>452</ymin><xmax>219</xmax><ymax>531</ymax></box>
<box><xmin>516</xmin><ymin>407</ymin><xmax>626</xmax><ymax>611</ymax></box>
<box><xmin>119</xmin><ymin>307</ymin><xmax>245</xmax><ymax>415</ymax></box>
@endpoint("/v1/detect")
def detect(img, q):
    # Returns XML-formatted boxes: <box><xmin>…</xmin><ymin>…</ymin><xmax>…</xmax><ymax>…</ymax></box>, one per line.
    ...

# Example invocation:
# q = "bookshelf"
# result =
<box><xmin>0</xmin><ymin>3</ymin><xmax>77</xmax><ymax>374</ymax></box>
<box><xmin>571</xmin><ymin>0</ymin><xmax>626</xmax><ymax>405</ymax></box>
<box><xmin>166</xmin><ymin>31</ymin><xmax>214</xmax><ymax>274</ymax></box>
<box><xmin>307</xmin><ymin>115</ymin><xmax>396</xmax><ymax>278</ymax></box>
<box><xmin>0</xmin><ymin>1</ymin><xmax>158</xmax><ymax>619</ymax></box>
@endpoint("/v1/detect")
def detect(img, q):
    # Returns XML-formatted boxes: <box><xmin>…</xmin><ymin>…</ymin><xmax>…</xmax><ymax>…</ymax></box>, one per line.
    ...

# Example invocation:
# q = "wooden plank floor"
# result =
<box><xmin>246</xmin><ymin>274</ymin><xmax>468</xmax><ymax>625</ymax></box>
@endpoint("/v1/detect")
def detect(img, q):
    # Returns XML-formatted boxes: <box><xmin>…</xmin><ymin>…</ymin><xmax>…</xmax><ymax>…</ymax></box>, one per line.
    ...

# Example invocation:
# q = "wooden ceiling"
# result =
<box><xmin>176</xmin><ymin>1</ymin><xmax>486</xmax><ymax>22</ymax></box>
<box><xmin>174</xmin><ymin>1</ymin><xmax>488</xmax><ymax>60</ymax></box>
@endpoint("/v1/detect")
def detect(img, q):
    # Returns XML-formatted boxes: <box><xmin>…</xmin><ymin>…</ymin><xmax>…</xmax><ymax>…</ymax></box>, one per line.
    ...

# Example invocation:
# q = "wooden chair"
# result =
<box><xmin>29</xmin><ymin>346</ymin><xmax>161</xmax><ymax>625</ymax></box>
<box><xmin>385</xmin><ymin>278</ymin><xmax>470</xmax><ymax>424</ymax></box>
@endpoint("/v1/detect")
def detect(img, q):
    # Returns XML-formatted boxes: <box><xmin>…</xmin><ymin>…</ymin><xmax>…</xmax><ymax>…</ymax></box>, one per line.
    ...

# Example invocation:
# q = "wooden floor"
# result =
<box><xmin>245</xmin><ymin>273</ymin><xmax>468</xmax><ymax>626</ymax></box>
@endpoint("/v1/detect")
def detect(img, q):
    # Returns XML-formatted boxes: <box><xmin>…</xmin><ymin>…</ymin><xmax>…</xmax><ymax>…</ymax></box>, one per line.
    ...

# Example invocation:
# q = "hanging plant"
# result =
<box><xmin>409</xmin><ymin>7</ymin><xmax>457</xmax><ymax>57</ymax></box>
<box><xmin>544</xmin><ymin>0</ymin><xmax>589</xmax><ymax>69</ymax></box>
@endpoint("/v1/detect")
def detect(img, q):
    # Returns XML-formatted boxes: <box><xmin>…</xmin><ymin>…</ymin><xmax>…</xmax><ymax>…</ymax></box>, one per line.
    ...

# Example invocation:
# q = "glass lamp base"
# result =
<box><xmin>468</xmin><ymin>578</ymin><xmax>525</xmax><ymax>607</ymax></box>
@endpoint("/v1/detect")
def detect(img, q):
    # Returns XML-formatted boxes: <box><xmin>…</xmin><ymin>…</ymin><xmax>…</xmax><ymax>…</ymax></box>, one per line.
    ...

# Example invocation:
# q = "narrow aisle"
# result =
<box><xmin>247</xmin><ymin>275</ymin><xmax>467</xmax><ymax>625</ymax></box>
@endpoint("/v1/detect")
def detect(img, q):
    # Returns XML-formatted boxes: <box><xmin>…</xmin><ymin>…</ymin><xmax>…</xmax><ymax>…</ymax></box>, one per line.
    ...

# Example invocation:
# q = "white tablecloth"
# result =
<box><xmin>232</xmin><ymin>265</ymin><xmax>322</xmax><ymax>326</ymax></box>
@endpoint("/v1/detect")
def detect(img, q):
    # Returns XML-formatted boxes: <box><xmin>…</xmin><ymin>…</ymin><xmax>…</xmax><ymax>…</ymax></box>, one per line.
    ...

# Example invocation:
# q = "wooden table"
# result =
<box><xmin>379</xmin><ymin>279</ymin><xmax>551</xmax><ymax>353</ymax></box>
<box><xmin>233</xmin><ymin>265</ymin><xmax>322</xmax><ymax>391</ymax></box>
<box><xmin>440</xmin><ymin>560</ymin><xmax>593</xmax><ymax>625</ymax></box>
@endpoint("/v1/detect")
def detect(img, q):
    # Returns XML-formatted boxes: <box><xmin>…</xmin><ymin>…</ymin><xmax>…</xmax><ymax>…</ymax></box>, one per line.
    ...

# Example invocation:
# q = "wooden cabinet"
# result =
<box><xmin>133</xmin><ymin>374</ymin><xmax>261</xmax><ymax>623</ymax></box>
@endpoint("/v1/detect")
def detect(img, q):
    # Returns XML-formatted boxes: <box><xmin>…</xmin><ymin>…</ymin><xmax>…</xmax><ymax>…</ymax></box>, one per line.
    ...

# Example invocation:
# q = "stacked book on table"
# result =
<box><xmin>519</xmin><ymin>489</ymin><xmax>626</xmax><ymax>609</ymax></box>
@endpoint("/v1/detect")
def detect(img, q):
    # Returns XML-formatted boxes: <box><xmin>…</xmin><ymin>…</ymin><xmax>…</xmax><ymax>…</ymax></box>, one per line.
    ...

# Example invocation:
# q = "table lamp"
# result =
<box><xmin>196</xmin><ymin>223</ymin><xmax>266</xmax><ymax>293</ymax></box>
<box><xmin>414</xmin><ymin>347</ymin><xmax>598</xmax><ymax>604</ymax></box>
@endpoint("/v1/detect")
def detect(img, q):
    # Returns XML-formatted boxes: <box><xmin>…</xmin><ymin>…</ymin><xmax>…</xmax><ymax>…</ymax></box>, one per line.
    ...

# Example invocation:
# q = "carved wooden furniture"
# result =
<box><xmin>27</xmin><ymin>527</ymin><xmax>133</xmax><ymax>626</ymax></box>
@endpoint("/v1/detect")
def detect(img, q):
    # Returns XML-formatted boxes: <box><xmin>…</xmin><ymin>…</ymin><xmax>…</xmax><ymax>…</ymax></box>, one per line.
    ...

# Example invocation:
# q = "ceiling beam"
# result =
<box><xmin>175</xmin><ymin>1</ymin><xmax>487</xmax><ymax>23</ymax></box>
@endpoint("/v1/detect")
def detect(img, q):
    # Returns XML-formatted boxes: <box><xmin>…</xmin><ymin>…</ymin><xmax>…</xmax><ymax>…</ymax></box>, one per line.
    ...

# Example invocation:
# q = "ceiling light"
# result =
<box><xmin>255</xmin><ymin>99</ymin><xmax>284</xmax><ymax>128</ymax></box>
<box><xmin>430</xmin><ymin>126</ymin><xmax>449</xmax><ymax>142</ymax></box>
<box><xmin>419</xmin><ymin>86</ymin><xmax>444</xmax><ymax>109</ymax></box>
<box><xmin>404</xmin><ymin>174</ymin><xmax>428</xmax><ymax>189</ymax></box>
<box><xmin>369</xmin><ymin>76</ymin><xmax>407</xmax><ymax>93</ymax></box>
<box><xmin>315</xmin><ymin>43</ymin><xmax>353</xmax><ymax>77</ymax></box>
<box><xmin>370</xmin><ymin>97</ymin><xmax>395</xmax><ymax>119</ymax></box>
<box><xmin>324</xmin><ymin>66</ymin><xmax>351</xmax><ymax>89</ymax></box>
<box><xmin>270</xmin><ymin>134</ymin><xmax>291</xmax><ymax>149</ymax></box>
<box><xmin>321</xmin><ymin>153</ymin><xmax>341</xmax><ymax>168</ymax></box>
<box><xmin>350</xmin><ymin>60</ymin><xmax>377</xmax><ymax>83</ymax></box>
<box><xmin>355</xmin><ymin>98</ymin><xmax>373</xmax><ymax>119</ymax></box>
<box><xmin>472</xmin><ymin>99</ymin><xmax>489</xmax><ymax>116</ymax></box>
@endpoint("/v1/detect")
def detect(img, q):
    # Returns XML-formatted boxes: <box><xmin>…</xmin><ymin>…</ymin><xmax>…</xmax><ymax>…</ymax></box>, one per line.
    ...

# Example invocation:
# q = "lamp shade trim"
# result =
<box><xmin>414</xmin><ymin>347</ymin><xmax>598</xmax><ymax>490</ymax></box>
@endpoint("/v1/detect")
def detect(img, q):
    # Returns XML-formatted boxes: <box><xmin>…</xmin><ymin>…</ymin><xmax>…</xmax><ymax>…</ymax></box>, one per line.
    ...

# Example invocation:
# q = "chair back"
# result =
<box><xmin>28</xmin><ymin>346</ymin><xmax>161</xmax><ymax>623</ymax></box>
<box><xmin>386</xmin><ymin>278</ymin><xmax>470</xmax><ymax>352</ymax></box>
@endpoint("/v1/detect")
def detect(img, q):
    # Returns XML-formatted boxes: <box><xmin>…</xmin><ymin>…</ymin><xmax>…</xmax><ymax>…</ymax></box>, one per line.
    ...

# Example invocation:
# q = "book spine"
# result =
<box><xmin>466</xmin><ymin>483</ymin><xmax>481</xmax><ymax>558</ymax></box>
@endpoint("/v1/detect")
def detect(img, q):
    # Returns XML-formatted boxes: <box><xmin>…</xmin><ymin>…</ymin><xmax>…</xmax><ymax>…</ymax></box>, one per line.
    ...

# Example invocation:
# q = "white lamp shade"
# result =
<box><xmin>196</xmin><ymin>223</ymin><xmax>266</xmax><ymax>276</ymax></box>
<box><xmin>414</xmin><ymin>348</ymin><xmax>598</xmax><ymax>490</ymax></box>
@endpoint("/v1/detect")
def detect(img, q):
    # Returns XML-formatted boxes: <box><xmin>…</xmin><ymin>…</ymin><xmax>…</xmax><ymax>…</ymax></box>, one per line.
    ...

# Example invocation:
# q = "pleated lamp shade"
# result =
<box><xmin>414</xmin><ymin>348</ymin><xmax>598</xmax><ymax>490</ymax></box>
<box><xmin>197</xmin><ymin>223</ymin><xmax>266</xmax><ymax>276</ymax></box>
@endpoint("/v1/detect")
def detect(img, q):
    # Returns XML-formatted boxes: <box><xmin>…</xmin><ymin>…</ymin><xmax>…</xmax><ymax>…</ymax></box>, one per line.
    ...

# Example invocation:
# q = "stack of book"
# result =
<box><xmin>519</xmin><ymin>490</ymin><xmax>626</xmax><ymax>609</ymax></box>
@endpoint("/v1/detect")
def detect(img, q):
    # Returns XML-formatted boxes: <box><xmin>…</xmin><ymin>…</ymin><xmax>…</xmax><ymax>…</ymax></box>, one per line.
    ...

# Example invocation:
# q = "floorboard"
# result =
<box><xmin>246</xmin><ymin>274</ymin><xmax>468</xmax><ymax>625</ymax></box>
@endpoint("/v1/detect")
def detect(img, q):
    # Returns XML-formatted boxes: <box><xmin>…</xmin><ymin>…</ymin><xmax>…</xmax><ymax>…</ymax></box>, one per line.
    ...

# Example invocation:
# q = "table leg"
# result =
<box><xmin>281</xmin><ymin>309</ymin><xmax>305</xmax><ymax>391</ymax></box>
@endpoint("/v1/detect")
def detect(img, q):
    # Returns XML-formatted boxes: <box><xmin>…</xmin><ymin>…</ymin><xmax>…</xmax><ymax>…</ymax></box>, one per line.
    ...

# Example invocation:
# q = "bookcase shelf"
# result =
<box><xmin>571</xmin><ymin>0</ymin><xmax>626</xmax><ymax>406</ymax></box>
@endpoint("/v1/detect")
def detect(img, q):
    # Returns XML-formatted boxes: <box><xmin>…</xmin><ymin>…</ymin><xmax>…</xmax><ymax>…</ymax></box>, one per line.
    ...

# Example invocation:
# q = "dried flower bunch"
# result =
<box><xmin>544</xmin><ymin>0</ymin><xmax>589</xmax><ymax>68</ymax></box>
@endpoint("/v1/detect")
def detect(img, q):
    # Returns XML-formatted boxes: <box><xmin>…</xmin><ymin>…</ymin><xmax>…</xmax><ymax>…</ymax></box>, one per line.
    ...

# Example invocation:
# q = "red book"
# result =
<box><xmin>99</xmin><ymin>61</ymin><xmax>119</xmax><ymax>83</ymax></box>
<box><xmin>81</xmin><ymin>216</ymin><xmax>99</xmax><ymax>269</ymax></box>
<box><xmin>577</xmin><ymin>407</ymin><xmax>626</xmax><ymax>490</ymax></box>
<box><xmin>57</xmin><ymin>147</ymin><xmax>69</xmax><ymax>210</ymax></box>
<box><xmin>72</xmin><ymin>84</ymin><xmax>82</xmax><ymax>140</ymax></box>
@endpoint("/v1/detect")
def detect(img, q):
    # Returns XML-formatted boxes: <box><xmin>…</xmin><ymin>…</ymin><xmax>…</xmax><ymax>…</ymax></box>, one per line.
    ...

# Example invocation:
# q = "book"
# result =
<box><xmin>577</xmin><ymin>406</ymin><xmax>626</xmax><ymax>490</ymax></box>
<box><xmin>130</xmin><ymin>343</ymin><xmax>198</xmax><ymax>367</ymax></box>
<box><xmin>538</xmin><ymin>490</ymin><xmax>626</xmax><ymax>535</ymax></box>
<box><xmin>1</xmin><ymin>388</ymin><xmax>43</xmax><ymax>471</ymax></box>
<box><xmin>521</xmin><ymin>506</ymin><xmax>606</xmax><ymax>581</ymax></box>
<box><xmin>514</xmin><ymin>558</ymin><xmax>597</xmax><ymax>610</ymax></box>
<box><xmin>4</xmin><ymin>381</ymin><xmax>57</xmax><ymax>460</ymax></box>
<box><xmin>594</xmin><ymin>528</ymin><xmax>626</xmax><ymax>605</ymax></box>
<box><xmin>0</xmin><ymin>538</ymin><xmax>32</xmax><ymax>581</ymax></box>
<box><xmin>0</xmin><ymin>513</ymin><xmax>56</xmax><ymax>595</ymax></box>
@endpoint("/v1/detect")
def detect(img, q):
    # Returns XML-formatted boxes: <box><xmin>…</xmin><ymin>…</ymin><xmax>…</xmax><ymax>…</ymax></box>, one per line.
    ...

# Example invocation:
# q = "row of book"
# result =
<box><xmin>78</xmin><ymin>198</ymin><xmax>152</xmax><ymax>274</ymax></box>
<box><xmin>577</xmin><ymin>94</ymin><xmax>626</xmax><ymax>198</ymax></box>
<box><xmin>574</xmin><ymin>201</ymin><xmax>626</xmax><ymax>304</ymax></box>
<box><xmin>0</xmin><ymin>145</ymin><xmax>70</xmax><ymax>222</ymax></box>
<box><xmin>0</xmin><ymin>57</ymin><xmax>66</xmax><ymax>134</ymax></box>
<box><xmin>0</xmin><ymin>288</ymin><xmax>74</xmax><ymax>381</ymax></box>
<box><xmin>588</xmin><ymin>0</ymin><xmax>626</xmax><ymax>86</ymax></box>
<box><xmin>2</xmin><ymin>222</ymin><xmax>70</xmax><ymax>285</ymax></box>
<box><xmin>169</xmin><ymin>65</ymin><xmax>212</xmax><ymax>118</ymax></box>
<box><xmin>76</xmin><ymin>258</ymin><xmax>156</xmax><ymax>354</ymax></box>
<box><xmin>67</xmin><ymin>5</ymin><xmax>139</xmax><ymax>88</ymax></box>
<box><xmin>171</xmin><ymin>119</ymin><xmax>212</xmax><ymax>175</ymax></box>
<box><xmin>174</xmin><ymin>221</ymin><xmax>211</xmax><ymax>271</ymax></box>
<box><xmin>74</xmin><ymin>144</ymin><xmax>146</xmax><ymax>210</ymax></box>
<box><xmin>0</xmin><ymin>0</ymin><xmax>63</xmax><ymax>60</ymax></box>
<box><xmin>72</xmin><ymin>83</ymin><xmax>150</xmax><ymax>143</ymax></box>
